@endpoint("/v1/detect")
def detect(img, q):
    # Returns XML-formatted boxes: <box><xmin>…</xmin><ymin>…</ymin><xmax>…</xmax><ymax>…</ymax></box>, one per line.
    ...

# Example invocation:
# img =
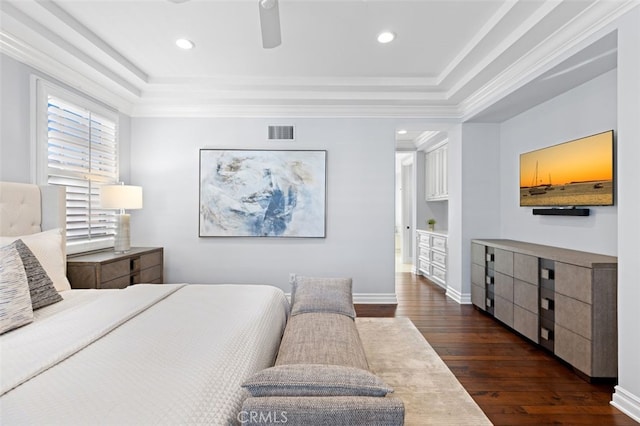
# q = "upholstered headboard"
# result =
<box><xmin>0</xmin><ymin>181</ymin><xmax>66</xmax><ymax>249</ymax></box>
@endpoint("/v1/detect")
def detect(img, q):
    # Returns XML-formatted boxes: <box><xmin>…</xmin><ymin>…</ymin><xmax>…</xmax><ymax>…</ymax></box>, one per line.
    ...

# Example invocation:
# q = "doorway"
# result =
<box><xmin>395</xmin><ymin>153</ymin><xmax>414</xmax><ymax>273</ymax></box>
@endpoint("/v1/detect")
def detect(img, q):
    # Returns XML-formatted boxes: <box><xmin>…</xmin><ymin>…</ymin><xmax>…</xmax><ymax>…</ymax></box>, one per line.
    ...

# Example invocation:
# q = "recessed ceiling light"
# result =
<box><xmin>175</xmin><ymin>38</ymin><xmax>195</xmax><ymax>50</ymax></box>
<box><xmin>377</xmin><ymin>31</ymin><xmax>396</xmax><ymax>44</ymax></box>
<box><xmin>397</xmin><ymin>129</ymin><xmax>408</xmax><ymax>135</ymax></box>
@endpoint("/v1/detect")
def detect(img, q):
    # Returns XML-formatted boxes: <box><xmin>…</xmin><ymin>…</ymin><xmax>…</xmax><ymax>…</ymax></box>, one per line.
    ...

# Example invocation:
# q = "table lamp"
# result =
<box><xmin>100</xmin><ymin>183</ymin><xmax>143</xmax><ymax>253</ymax></box>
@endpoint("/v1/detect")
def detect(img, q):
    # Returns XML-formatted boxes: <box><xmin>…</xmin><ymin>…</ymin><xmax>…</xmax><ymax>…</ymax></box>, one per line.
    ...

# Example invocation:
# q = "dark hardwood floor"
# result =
<box><xmin>393</xmin><ymin>271</ymin><xmax>636</xmax><ymax>426</ymax></box>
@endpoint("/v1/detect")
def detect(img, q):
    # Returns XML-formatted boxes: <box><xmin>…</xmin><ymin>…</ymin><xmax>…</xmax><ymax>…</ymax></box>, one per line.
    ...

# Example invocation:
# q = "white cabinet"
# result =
<box><xmin>416</xmin><ymin>230</ymin><xmax>447</xmax><ymax>288</ymax></box>
<box><xmin>425</xmin><ymin>143</ymin><xmax>448</xmax><ymax>201</ymax></box>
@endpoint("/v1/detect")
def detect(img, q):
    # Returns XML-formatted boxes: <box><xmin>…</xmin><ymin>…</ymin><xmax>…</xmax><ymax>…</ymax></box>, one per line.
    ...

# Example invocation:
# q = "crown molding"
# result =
<box><xmin>0</xmin><ymin>30</ymin><xmax>136</xmax><ymax>115</ymax></box>
<box><xmin>130</xmin><ymin>102</ymin><xmax>463</xmax><ymax>119</ymax></box>
<box><xmin>460</xmin><ymin>0</ymin><xmax>639</xmax><ymax>121</ymax></box>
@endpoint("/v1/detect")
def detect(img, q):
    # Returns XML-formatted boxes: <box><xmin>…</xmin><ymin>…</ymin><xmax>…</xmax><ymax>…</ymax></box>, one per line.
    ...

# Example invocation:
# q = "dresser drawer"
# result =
<box><xmin>513</xmin><ymin>305</ymin><xmax>538</xmax><ymax>343</ymax></box>
<box><xmin>101</xmin><ymin>259</ymin><xmax>131</xmax><ymax>282</ymax></box>
<box><xmin>471</xmin><ymin>243</ymin><xmax>485</xmax><ymax>266</ymax></box>
<box><xmin>141</xmin><ymin>265</ymin><xmax>163</xmax><ymax>283</ymax></box>
<box><xmin>514</xmin><ymin>279</ymin><xmax>538</xmax><ymax>314</ymax></box>
<box><xmin>555</xmin><ymin>293</ymin><xmax>591</xmax><ymax>339</ymax></box>
<box><xmin>418</xmin><ymin>245</ymin><xmax>430</xmax><ymax>260</ymax></box>
<box><xmin>495</xmin><ymin>249</ymin><xmax>514</xmax><ymax>276</ymax></box>
<box><xmin>418</xmin><ymin>259</ymin><xmax>430</xmax><ymax>275</ymax></box>
<box><xmin>514</xmin><ymin>253</ymin><xmax>538</xmax><ymax>285</ymax></box>
<box><xmin>494</xmin><ymin>272</ymin><xmax>514</xmax><ymax>302</ymax></box>
<box><xmin>432</xmin><ymin>235</ymin><xmax>446</xmax><ymax>251</ymax></box>
<box><xmin>431</xmin><ymin>250</ymin><xmax>446</xmax><ymax>267</ymax></box>
<box><xmin>555</xmin><ymin>262</ymin><xmax>592</xmax><ymax>304</ymax></box>
<box><xmin>140</xmin><ymin>250</ymin><xmax>162</xmax><ymax>270</ymax></box>
<box><xmin>431</xmin><ymin>265</ymin><xmax>446</xmax><ymax>283</ymax></box>
<box><xmin>100</xmin><ymin>274</ymin><xmax>130</xmax><ymax>289</ymax></box>
<box><xmin>417</xmin><ymin>232</ymin><xmax>430</xmax><ymax>246</ymax></box>
<box><xmin>494</xmin><ymin>295</ymin><xmax>514</xmax><ymax>327</ymax></box>
<box><xmin>555</xmin><ymin>325</ymin><xmax>591</xmax><ymax>376</ymax></box>
<box><xmin>471</xmin><ymin>283</ymin><xmax>486</xmax><ymax>310</ymax></box>
<box><xmin>471</xmin><ymin>263</ymin><xmax>485</xmax><ymax>287</ymax></box>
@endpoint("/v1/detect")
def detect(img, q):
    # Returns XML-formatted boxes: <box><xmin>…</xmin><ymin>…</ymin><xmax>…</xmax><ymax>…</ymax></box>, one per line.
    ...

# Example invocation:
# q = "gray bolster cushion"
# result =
<box><xmin>242</xmin><ymin>364</ymin><xmax>393</xmax><ymax>397</ymax></box>
<box><xmin>241</xmin><ymin>396</ymin><xmax>404</xmax><ymax>426</ymax></box>
<box><xmin>275</xmin><ymin>312</ymin><xmax>369</xmax><ymax>370</ymax></box>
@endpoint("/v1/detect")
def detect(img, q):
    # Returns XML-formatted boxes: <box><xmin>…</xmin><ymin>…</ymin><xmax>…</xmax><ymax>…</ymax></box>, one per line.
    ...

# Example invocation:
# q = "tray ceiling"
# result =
<box><xmin>0</xmin><ymin>0</ymin><xmax>635</xmax><ymax>117</ymax></box>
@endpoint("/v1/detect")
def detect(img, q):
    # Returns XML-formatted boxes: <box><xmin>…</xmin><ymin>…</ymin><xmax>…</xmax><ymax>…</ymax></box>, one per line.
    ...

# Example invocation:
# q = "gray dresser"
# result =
<box><xmin>471</xmin><ymin>239</ymin><xmax>617</xmax><ymax>380</ymax></box>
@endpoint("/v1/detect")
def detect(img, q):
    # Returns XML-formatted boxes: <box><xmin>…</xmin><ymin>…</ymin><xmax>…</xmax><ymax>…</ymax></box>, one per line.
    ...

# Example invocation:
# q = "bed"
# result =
<box><xmin>0</xmin><ymin>182</ymin><xmax>289</xmax><ymax>425</ymax></box>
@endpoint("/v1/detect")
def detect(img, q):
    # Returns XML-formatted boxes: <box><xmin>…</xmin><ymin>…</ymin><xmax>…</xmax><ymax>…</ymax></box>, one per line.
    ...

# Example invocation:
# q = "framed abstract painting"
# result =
<box><xmin>199</xmin><ymin>149</ymin><xmax>327</xmax><ymax>237</ymax></box>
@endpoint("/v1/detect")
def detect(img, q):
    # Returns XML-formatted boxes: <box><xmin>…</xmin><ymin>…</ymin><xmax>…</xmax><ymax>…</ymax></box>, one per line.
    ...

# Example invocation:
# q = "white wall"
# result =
<box><xmin>612</xmin><ymin>6</ymin><xmax>640</xmax><ymax>421</ymax></box>
<box><xmin>130</xmin><ymin>117</ymin><xmax>408</xmax><ymax>298</ymax></box>
<box><xmin>499</xmin><ymin>70</ymin><xmax>618</xmax><ymax>255</ymax></box>
<box><xmin>448</xmin><ymin>123</ymin><xmax>501</xmax><ymax>302</ymax></box>
<box><xmin>0</xmin><ymin>54</ymin><xmax>31</xmax><ymax>182</ymax></box>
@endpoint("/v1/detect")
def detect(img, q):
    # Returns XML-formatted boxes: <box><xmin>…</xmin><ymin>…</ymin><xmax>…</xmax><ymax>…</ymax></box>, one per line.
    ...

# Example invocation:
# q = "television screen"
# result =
<box><xmin>519</xmin><ymin>130</ymin><xmax>614</xmax><ymax>207</ymax></box>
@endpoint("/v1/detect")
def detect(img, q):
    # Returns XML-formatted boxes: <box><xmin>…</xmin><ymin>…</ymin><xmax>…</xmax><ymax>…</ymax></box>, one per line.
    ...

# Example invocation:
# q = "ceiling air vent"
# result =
<box><xmin>268</xmin><ymin>125</ymin><xmax>295</xmax><ymax>141</ymax></box>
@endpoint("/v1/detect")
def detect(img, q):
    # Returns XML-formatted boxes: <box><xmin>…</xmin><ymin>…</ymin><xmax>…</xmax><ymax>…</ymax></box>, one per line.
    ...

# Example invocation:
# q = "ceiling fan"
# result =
<box><xmin>258</xmin><ymin>0</ymin><xmax>282</xmax><ymax>48</ymax></box>
<box><xmin>168</xmin><ymin>0</ymin><xmax>282</xmax><ymax>49</ymax></box>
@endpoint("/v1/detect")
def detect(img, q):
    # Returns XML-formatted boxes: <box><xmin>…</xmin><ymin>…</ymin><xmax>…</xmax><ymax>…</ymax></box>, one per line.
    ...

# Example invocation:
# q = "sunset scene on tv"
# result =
<box><xmin>520</xmin><ymin>131</ymin><xmax>614</xmax><ymax>206</ymax></box>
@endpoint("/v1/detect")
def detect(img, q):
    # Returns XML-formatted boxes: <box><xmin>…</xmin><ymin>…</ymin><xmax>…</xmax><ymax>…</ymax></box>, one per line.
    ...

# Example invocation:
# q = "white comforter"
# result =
<box><xmin>0</xmin><ymin>284</ymin><xmax>289</xmax><ymax>425</ymax></box>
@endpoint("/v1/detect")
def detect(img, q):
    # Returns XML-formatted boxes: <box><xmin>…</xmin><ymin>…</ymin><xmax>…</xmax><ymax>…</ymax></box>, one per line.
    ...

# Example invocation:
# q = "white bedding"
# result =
<box><xmin>0</xmin><ymin>284</ymin><xmax>289</xmax><ymax>425</ymax></box>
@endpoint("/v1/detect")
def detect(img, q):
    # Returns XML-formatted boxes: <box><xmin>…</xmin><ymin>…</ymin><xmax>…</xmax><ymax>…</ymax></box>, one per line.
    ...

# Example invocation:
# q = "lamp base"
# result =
<box><xmin>114</xmin><ymin>213</ymin><xmax>131</xmax><ymax>253</ymax></box>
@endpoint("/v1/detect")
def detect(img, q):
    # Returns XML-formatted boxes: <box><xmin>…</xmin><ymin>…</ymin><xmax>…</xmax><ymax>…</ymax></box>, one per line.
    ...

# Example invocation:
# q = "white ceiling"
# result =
<box><xmin>0</xmin><ymin>0</ymin><xmax>635</xmax><ymax>136</ymax></box>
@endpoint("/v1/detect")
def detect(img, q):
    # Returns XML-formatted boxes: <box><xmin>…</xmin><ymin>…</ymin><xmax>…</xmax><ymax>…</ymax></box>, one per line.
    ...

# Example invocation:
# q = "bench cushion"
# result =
<box><xmin>241</xmin><ymin>395</ymin><xmax>404</xmax><ymax>426</ymax></box>
<box><xmin>243</xmin><ymin>364</ymin><xmax>393</xmax><ymax>397</ymax></box>
<box><xmin>276</xmin><ymin>312</ymin><xmax>368</xmax><ymax>370</ymax></box>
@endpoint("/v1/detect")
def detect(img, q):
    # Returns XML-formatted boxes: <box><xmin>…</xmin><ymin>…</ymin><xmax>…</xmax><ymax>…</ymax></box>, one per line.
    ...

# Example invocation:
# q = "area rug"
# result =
<box><xmin>356</xmin><ymin>317</ymin><xmax>492</xmax><ymax>425</ymax></box>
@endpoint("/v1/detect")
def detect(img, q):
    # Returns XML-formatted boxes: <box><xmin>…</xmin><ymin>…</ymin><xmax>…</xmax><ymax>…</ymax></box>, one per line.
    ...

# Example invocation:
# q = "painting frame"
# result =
<box><xmin>199</xmin><ymin>149</ymin><xmax>327</xmax><ymax>238</ymax></box>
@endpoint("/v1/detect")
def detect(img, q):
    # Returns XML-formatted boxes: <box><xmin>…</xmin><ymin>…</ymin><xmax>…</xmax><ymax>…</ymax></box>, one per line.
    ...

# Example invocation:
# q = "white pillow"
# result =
<box><xmin>0</xmin><ymin>243</ymin><xmax>34</xmax><ymax>334</ymax></box>
<box><xmin>0</xmin><ymin>229</ymin><xmax>71</xmax><ymax>292</ymax></box>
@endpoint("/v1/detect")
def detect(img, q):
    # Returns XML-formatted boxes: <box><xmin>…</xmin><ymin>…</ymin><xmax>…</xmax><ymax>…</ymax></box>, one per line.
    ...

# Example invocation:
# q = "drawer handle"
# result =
<box><xmin>486</xmin><ymin>298</ymin><xmax>493</xmax><ymax>307</ymax></box>
<box><xmin>486</xmin><ymin>253</ymin><xmax>494</xmax><ymax>262</ymax></box>
<box><xmin>540</xmin><ymin>298</ymin><xmax>553</xmax><ymax>311</ymax></box>
<box><xmin>540</xmin><ymin>327</ymin><xmax>553</xmax><ymax>341</ymax></box>
<box><xmin>541</xmin><ymin>268</ymin><xmax>554</xmax><ymax>280</ymax></box>
<box><xmin>486</xmin><ymin>276</ymin><xmax>494</xmax><ymax>285</ymax></box>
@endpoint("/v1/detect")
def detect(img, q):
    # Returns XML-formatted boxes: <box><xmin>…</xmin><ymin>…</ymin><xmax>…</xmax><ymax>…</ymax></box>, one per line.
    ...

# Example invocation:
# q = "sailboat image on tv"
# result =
<box><xmin>519</xmin><ymin>130</ymin><xmax>614</xmax><ymax>207</ymax></box>
<box><xmin>527</xmin><ymin>161</ymin><xmax>547</xmax><ymax>195</ymax></box>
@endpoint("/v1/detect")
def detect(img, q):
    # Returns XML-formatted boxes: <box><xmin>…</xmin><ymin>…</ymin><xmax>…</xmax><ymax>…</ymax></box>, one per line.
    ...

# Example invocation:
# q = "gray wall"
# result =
<box><xmin>499</xmin><ymin>69</ymin><xmax>618</xmax><ymax>255</ymax></box>
<box><xmin>129</xmin><ymin>117</ymin><xmax>403</xmax><ymax>297</ymax></box>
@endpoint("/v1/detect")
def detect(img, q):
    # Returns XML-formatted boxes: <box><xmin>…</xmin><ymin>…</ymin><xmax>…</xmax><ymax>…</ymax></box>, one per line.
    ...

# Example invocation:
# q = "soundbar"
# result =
<box><xmin>532</xmin><ymin>208</ymin><xmax>590</xmax><ymax>216</ymax></box>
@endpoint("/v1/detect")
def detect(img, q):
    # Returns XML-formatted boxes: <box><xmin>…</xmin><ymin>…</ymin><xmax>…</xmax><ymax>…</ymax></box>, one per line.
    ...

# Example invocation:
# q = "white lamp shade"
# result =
<box><xmin>100</xmin><ymin>185</ymin><xmax>143</xmax><ymax>210</ymax></box>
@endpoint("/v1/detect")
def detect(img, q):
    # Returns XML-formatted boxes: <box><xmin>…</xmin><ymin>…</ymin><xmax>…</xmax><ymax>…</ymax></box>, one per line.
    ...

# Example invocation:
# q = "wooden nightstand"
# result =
<box><xmin>67</xmin><ymin>247</ymin><xmax>163</xmax><ymax>289</ymax></box>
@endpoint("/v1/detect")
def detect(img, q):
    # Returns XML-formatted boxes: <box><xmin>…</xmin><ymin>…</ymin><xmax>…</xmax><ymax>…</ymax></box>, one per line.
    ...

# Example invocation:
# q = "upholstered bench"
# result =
<box><xmin>241</xmin><ymin>277</ymin><xmax>404</xmax><ymax>425</ymax></box>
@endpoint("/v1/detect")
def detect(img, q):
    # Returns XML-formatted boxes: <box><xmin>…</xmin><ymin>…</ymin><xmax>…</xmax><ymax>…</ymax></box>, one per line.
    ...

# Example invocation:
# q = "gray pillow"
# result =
<box><xmin>0</xmin><ymin>243</ymin><xmax>34</xmax><ymax>334</ymax></box>
<box><xmin>290</xmin><ymin>276</ymin><xmax>355</xmax><ymax>318</ymax></box>
<box><xmin>242</xmin><ymin>364</ymin><xmax>393</xmax><ymax>397</ymax></box>
<box><xmin>13</xmin><ymin>240</ymin><xmax>63</xmax><ymax>310</ymax></box>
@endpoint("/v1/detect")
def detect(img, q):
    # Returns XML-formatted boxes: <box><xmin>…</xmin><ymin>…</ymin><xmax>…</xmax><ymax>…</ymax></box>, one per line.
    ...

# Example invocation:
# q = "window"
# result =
<box><xmin>34</xmin><ymin>79</ymin><xmax>119</xmax><ymax>254</ymax></box>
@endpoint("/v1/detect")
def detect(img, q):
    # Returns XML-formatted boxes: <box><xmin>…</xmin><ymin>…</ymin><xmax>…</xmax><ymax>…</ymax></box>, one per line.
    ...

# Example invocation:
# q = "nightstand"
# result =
<box><xmin>67</xmin><ymin>247</ymin><xmax>163</xmax><ymax>289</ymax></box>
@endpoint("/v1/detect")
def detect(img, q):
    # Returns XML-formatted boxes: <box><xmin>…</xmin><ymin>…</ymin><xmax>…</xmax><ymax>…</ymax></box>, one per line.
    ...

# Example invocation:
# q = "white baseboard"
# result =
<box><xmin>445</xmin><ymin>287</ymin><xmax>472</xmax><ymax>304</ymax></box>
<box><xmin>284</xmin><ymin>293</ymin><xmax>398</xmax><ymax>305</ymax></box>
<box><xmin>611</xmin><ymin>385</ymin><xmax>640</xmax><ymax>423</ymax></box>
<box><xmin>353</xmin><ymin>293</ymin><xmax>398</xmax><ymax>304</ymax></box>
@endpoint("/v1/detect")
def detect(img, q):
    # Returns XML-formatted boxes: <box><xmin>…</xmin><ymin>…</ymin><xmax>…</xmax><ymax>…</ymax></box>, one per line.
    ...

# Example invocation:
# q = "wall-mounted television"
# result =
<box><xmin>519</xmin><ymin>130</ymin><xmax>614</xmax><ymax>207</ymax></box>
